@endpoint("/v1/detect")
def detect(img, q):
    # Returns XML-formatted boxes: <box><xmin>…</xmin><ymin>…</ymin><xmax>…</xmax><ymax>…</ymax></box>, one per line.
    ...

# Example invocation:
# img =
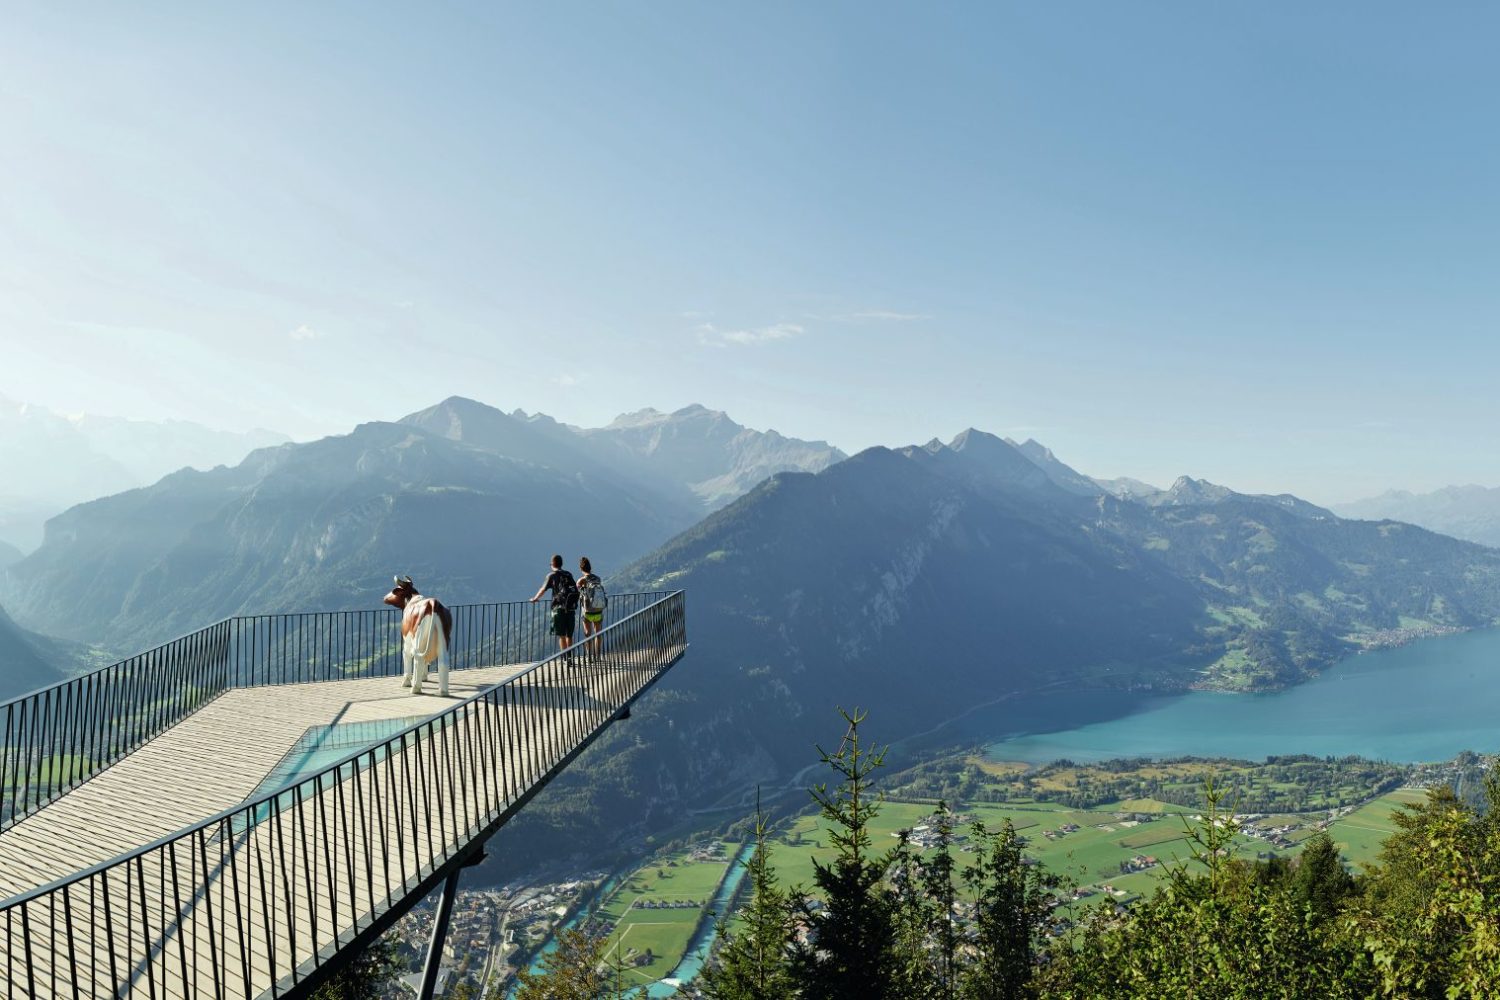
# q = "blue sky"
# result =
<box><xmin>1</xmin><ymin>2</ymin><xmax>1496</xmax><ymax>503</ymax></box>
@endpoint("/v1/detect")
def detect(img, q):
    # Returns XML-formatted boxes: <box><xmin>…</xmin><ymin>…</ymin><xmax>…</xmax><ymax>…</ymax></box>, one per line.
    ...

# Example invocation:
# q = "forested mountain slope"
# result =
<box><xmin>2</xmin><ymin>397</ymin><xmax>845</xmax><ymax>652</ymax></box>
<box><xmin>3</xmin><ymin>420</ymin><xmax>691</xmax><ymax>650</ymax></box>
<box><xmin>0</xmin><ymin>605</ymin><xmax>71</xmax><ymax>699</ymax></box>
<box><xmin>489</xmin><ymin>431</ymin><xmax>1500</xmax><ymax>874</ymax></box>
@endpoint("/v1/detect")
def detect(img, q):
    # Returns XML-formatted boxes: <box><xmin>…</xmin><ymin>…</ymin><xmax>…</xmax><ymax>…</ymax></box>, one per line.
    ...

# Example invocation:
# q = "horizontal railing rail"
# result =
<box><xmin>225</xmin><ymin>591</ymin><xmax>672</xmax><ymax>688</ymax></box>
<box><xmin>0</xmin><ymin>620</ymin><xmax>234</xmax><ymax>830</ymax></box>
<box><xmin>0</xmin><ymin>589</ymin><xmax>687</xmax><ymax>998</ymax></box>
<box><xmin>0</xmin><ymin>592</ymin><xmax>674</xmax><ymax>833</ymax></box>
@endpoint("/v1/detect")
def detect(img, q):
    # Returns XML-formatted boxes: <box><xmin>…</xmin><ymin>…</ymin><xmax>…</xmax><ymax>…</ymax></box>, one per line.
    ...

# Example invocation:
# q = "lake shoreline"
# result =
<box><xmin>978</xmin><ymin>626</ymin><xmax>1500</xmax><ymax>766</ymax></box>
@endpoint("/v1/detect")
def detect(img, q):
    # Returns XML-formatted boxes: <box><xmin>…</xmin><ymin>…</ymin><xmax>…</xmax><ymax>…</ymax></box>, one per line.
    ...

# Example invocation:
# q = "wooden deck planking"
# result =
<box><xmin>0</xmin><ymin>644</ymin><xmax>684</xmax><ymax>998</ymax></box>
<box><xmin>121</xmin><ymin>698</ymin><xmax>584</xmax><ymax>998</ymax></box>
<box><xmin>0</xmin><ymin>662</ymin><xmax>536</xmax><ymax>901</ymax></box>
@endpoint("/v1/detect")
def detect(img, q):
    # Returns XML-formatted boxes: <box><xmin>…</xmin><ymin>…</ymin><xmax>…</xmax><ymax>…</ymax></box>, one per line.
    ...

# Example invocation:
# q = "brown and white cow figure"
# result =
<box><xmin>383</xmin><ymin>575</ymin><xmax>454</xmax><ymax>697</ymax></box>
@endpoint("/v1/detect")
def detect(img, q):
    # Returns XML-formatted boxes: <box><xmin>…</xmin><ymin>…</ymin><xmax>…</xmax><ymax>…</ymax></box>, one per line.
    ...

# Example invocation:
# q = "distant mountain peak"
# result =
<box><xmin>1092</xmin><ymin>475</ymin><xmax>1164</xmax><ymax>500</ymax></box>
<box><xmin>1008</xmin><ymin>438</ymin><xmax>1057</xmax><ymax>461</ymax></box>
<box><xmin>1140</xmin><ymin>475</ymin><xmax>1333</xmax><ymax>520</ymax></box>
<box><xmin>1165</xmin><ymin>475</ymin><xmax>1231</xmax><ymax>502</ymax></box>
<box><xmin>606</xmin><ymin>404</ymin><xmax>731</xmax><ymax>428</ymax></box>
<box><xmin>948</xmin><ymin>427</ymin><xmax>1008</xmax><ymax>452</ymax></box>
<box><xmin>917</xmin><ymin>429</ymin><xmax>1065</xmax><ymax>495</ymax></box>
<box><xmin>672</xmin><ymin>403</ymin><xmax>719</xmax><ymax>418</ymax></box>
<box><xmin>1333</xmin><ymin>483</ymin><xmax>1500</xmax><ymax>548</ymax></box>
<box><xmin>434</xmin><ymin>394</ymin><xmax>490</xmax><ymax>411</ymax></box>
<box><xmin>1002</xmin><ymin>437</ymin><xmax>1104</xmax><ymax>497</ymax></box>
<box><xmin>0</xmin><ymin>399</ymin><xmax>290</xmax><ymax>549</ymax></box>
<box><xmin>606</xmin><ymin>407</ymin><xmax>665</xmax><ymax>428</ymax></box>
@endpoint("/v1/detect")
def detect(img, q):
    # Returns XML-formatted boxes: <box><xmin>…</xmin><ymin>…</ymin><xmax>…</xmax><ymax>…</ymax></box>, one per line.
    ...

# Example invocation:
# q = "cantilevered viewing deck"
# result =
<box><xmin>0</xmin><ymin>591</ymin><xmax>687</xmax><ymax>999</ymax></box>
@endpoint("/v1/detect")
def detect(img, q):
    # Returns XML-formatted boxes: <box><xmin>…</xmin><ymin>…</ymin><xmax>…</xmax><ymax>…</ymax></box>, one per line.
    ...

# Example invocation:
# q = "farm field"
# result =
<box><xmin>593</xmin><ymin>845</ymin><xmax>734</xmax><ymax>988</ymax></box>
<box><xmin>554</xmin><ymin>758</ymin><xmax>1444</xmax><ymax>996</ymax></box>
<box><xmin>760</xmin><ymin>787</ymin><xmax>1426</xmax><ymax>904</ymax></box>
<box><xmin>968</xmin><ymin>755</ymin><xmax>1411</xmax><ymax>816</ymax></box>
<box><xmin>532</xmin><ymin>768</ymin><xmax>1444</xmax><ymax>998</ymax></box>
<box><xmin>1324</xmin><ymin>786</ymin><xmax>1429</xmax><ymax>863</ymax></box>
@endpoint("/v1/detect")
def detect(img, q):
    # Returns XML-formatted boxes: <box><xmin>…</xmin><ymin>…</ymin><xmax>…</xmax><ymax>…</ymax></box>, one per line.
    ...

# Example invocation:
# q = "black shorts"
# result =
<box><xmin>550</xmin><ymin>607</ymin><xmax>576</xmax><ymax>638</ymax></box>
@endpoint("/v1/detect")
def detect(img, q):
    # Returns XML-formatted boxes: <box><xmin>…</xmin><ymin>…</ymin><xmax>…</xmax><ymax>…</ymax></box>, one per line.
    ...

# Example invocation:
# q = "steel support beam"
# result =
<box><xmin>417</xmin><ymin>848</ymin><xmax>490</xmax><ymax>1000</ymax></box>
<box><xmin>418</xmin><ymin>868</ymin><xmax>463</xmax><ymax>1000</ymax></box>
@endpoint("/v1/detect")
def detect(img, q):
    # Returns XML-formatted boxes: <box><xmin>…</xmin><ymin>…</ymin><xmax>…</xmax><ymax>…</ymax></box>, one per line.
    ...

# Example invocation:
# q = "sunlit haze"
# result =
<box><xmin>3</xmin><ymin>3</ymin><xmax>1498</xmax><ymax>504</ymax></box>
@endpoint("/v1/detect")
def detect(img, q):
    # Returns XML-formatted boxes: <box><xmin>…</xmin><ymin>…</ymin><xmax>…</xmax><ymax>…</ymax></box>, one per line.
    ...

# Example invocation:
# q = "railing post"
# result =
<box><xmin>0</xmin><ymin>592</ymin><xmax>685</xmax><ymax>997</ymax></box>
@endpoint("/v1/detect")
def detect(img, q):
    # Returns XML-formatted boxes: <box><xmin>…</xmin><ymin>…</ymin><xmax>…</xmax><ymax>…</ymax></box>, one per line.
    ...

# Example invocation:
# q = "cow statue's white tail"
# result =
<box><xmin>382</xmin><ymin>576</ymin><xmax>454</xmax><ymax>697</ymax></box>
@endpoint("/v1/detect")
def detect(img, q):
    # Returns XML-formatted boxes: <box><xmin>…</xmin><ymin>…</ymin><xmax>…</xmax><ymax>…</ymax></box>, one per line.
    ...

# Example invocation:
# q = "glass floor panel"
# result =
<box><xmin>231</xmin><ymin>715</ymin><xmax>433</xmax><ymax>834</ymax></box>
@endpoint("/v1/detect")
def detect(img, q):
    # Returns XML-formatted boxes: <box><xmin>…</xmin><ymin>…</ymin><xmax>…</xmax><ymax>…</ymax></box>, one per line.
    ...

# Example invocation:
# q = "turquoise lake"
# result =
<box><xmin>967</xmin><ymin>628</ymin><xmax>1500</xmax><ymax>764</ymax></box>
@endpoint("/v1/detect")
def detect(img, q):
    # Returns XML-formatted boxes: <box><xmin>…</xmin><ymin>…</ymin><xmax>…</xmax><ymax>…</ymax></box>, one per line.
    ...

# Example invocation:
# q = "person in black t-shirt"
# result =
<box><xmin>530</xmin><ymin>554</ymin><xmax>577</xmax><ymax>653</ymax></box>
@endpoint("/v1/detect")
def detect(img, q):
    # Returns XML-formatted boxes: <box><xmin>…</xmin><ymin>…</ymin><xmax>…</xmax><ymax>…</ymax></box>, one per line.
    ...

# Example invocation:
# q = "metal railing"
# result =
<box><xmin>0</xmin><ymin>592</ymin><xmax>673</xmax><ymax>831</ymax></box>
<box><xmin>0</xmin><ymin>589</ymin><xmax>686</xmax><ymax>998</ymax></box>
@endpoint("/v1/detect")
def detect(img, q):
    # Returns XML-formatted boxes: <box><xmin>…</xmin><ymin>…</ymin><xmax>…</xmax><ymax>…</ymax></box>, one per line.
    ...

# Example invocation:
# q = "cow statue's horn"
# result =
<box><xmin>394</xmin><ymin>574</ymin><xmax>414</xmax><ymax>588</ymax></box>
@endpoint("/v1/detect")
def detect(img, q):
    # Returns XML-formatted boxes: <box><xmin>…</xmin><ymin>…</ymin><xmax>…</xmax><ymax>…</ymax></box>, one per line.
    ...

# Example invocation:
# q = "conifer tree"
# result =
<box><xmin>1289</xmin><ymin>830</ymin><xmax>1354</xmax><ymax>922</ymax></box>
<box><xmin>961</xmin><ymin>817</ymin><xmax>1059</xmax><ymax>1000</ymax></box>
<box><xmin>888</xmin><ymin>801</ymin><xmax>962</xmax><ymax>1000</ymax></box>
<box><xmin>1358</xmin><ymin>774</ymin><xmax>1500</xmax><ymax>997</ymax></box>
<box><xmin>887</xmin><ymin>830</ymin><xmax>944</xmax><ymax>1000</ymax></box>
<box><xmin>793</xmin><ymin>708</ymin><xmax>897</xmax><ymax>1000</ymax></box>
<box><xmin>924</xmin><ymin>800</ymin><xmax>962</xmax><ymax>995</ymax></box>
<box><xmin>699</xmin><ymin>795</ymin><xmax>798</xmax><ymax>1000</ymax></box>
<box><xmin>446</xmin><ymin>979</ymin><xmax>480</xmax><ymax>1000</ymax></box>
<box><xmin>514</xmin><ymin>923</ymin><xmax>627</xmax><ymax>1000</ymax></box>
<box><xmin>311</xmin><ymin>936</ymin><xmax>403</xmax><ymax>1000</ymax></box>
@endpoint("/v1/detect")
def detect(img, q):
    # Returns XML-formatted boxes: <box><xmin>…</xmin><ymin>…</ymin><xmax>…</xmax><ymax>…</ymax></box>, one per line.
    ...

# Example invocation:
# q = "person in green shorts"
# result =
<box><xmin>530</xmin><ymin>554</ymin><xmax>578</xmax><ymax>655</ymax></box>
<box><xmin>577</xmin><ymin>556</ymin><xmax>607</xmax><ymax>661</ymax></box>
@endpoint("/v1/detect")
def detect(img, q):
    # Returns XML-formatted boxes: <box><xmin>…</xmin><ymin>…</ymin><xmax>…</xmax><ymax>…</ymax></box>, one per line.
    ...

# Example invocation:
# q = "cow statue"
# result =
<box><xmin>383</xmin><ymin>575</ymin><xmax>454</xmax><ymax>697</ymax></box>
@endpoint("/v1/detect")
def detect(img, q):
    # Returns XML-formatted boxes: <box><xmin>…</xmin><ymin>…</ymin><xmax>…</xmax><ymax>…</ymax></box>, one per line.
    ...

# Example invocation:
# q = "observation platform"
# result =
<box><xmin>0</xmin><ymin>591</ymin><xmax>687</xmax><ymax>999</ymax></box>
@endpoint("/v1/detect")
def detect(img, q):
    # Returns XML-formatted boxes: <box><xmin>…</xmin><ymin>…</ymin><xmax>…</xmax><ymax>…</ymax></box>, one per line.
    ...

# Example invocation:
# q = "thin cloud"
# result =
<box><xmin>289</xmin><ymin>324</ymin><xmax>324</xmax><ymax>341</ymax></box>
<box><xmin>801</xmin><ymin>308</ymin><xmax>931</xmax><ymax>324</ymax></box>
<box><xmin>552</xmin><ymin>373</ymin><xmax>583</xmax><ymax>388</ymax></box>
<box><xmin>697</xmin><ymin>322</ymin><xmax>804</xmax><ymax>348</ymax></box>
<box><xmin>849</xmin><ymin>309</ymin><xmax>929</xmax><ymax>322</ymax></box>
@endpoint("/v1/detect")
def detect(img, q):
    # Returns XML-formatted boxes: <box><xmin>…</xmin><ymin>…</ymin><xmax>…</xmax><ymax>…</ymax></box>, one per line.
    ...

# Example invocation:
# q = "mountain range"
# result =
<box><xmin>4</xmin><ymin>396</ymin><xmax>1499</xmax><ymax>879</ymax></box>
<box><xmin>1334</xmin><ymin>485</ymin><xmax>1500</xmax><ymax>549</ymax></box>
<box><xmin>577</xmin><ymin>405</ymin><xmax>845</xmax><ymax>509</ymax></box>
<box><xmin>484</xmin><ymin>430</ymin><xmax>1500</xmax><ymax>874</ymax></box>
<box><xmin>0</xmin><ymin>398</ymin><xmax>843</xmax><ymax>652</ymax></box>
<box><xmin>0</xmin><ymin>397</ymin><xmax>288</xmax><ymax>551</ymax></box>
